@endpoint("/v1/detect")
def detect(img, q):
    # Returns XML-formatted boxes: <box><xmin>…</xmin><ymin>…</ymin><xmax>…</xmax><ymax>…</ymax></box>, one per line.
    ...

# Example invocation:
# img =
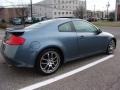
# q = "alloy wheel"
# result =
<box><xmin>39</xmin><ymin>51</ymin><xmax>60</xmax><ymax>74</ymax></box>
<box><xmin>108</xmin><ymin>40</ymin><xmax>115</xmax><ymax>54</ymax></box>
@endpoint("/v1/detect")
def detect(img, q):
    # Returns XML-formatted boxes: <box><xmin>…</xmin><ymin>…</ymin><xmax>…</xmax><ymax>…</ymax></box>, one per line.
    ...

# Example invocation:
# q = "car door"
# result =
<box><xmin>58</xmin><ymin>21</ymin><xmax>79</xmax><ymax>61</ymax></box>
<box><xmin>72</xmin><ymin>20</ymin><xmax>106</xmax><ymax>57</ymax></box>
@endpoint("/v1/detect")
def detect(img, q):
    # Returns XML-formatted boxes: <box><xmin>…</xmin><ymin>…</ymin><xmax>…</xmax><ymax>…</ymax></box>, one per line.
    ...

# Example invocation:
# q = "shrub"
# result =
<box><xmin>1</xmin><ymin>19</ymin><xmax>6</xmax><ymax>23</ymax></box>
<box><xmin>0</xmin><ymin>23</ymin><xmax>7</xmax><ymax>29</ymax></box>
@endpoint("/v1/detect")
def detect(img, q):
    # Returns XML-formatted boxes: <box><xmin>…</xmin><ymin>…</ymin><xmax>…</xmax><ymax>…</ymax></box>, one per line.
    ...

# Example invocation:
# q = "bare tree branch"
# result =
<box><xmin>73</xmin><ymin>6</ymin><xmax>85</xmax><ymax>19</ymax></box>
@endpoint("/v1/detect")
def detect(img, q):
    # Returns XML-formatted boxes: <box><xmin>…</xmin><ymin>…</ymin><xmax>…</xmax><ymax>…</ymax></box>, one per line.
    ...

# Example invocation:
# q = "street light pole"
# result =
<box><xmin>115</xmin><ymin>0</ymin><xmax>118</xmax><ymax>21</ymax></box>
<box><xmin>94</xmin><ymin>4</ymin><xmax>95</xmax><ymax>15</ymax></box>
<box><xmin>30</xmin><ymin>0</ymin><xmax>32</xmax><ymax>19</ymax></box>
<box><xmin>106</xmin><ymin>2</ymin><xmax>110</xmax><ymax>20</ymax></box>
<box><xmin>94</xmin><ymin>4</ymin><xmax>96</xmax><ymax>21</ymax></box>
<box><xmin>85</xmin><ymin>0</ymin><xmax>87</xmax><ymax>19</ymax></box>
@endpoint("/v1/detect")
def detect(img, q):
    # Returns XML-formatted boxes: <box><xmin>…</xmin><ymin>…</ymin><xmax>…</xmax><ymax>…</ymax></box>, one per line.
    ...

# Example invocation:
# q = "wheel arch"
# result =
<box><xmin>34</xmin><ymin>45</ymin><xmax>65</xmax><ymax>67</ymax></box>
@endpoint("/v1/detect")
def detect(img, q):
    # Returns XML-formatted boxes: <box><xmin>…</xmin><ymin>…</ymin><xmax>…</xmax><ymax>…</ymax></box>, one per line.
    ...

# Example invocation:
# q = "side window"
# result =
<box><xmin>73</xmin><ymin>20</ymin><xmax>98</xmax><ymax>32</ymax></box>
<box><xmin>58</xmin><ymin>22</ymin><xmax>73</xmax><ymax>32</ymax></box>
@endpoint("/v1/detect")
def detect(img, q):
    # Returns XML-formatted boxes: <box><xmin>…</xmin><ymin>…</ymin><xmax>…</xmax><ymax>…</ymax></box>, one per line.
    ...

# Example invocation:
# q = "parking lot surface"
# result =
<box><xmin>0</xmin><ymin>27</ymin><xmax>120</xmax><ymax>90</ymax></box>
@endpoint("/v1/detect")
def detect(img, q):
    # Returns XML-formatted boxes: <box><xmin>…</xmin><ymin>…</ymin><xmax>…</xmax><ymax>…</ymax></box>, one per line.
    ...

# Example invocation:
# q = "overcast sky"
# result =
<box><xmin>0</xmin><ymin>0</ymin><xmax>116</xmax><ymax>11</ymax></box>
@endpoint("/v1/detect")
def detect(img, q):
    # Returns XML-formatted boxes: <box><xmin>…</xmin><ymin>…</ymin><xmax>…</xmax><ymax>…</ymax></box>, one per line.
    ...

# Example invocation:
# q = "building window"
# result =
<box><xmin>62</xmin><ymin>12</ymin><xmax>64</xmax><ymax>14</ymax></box>
<box><xmin>73</xmin><ymin>6</ymin><xmax>75</xmax><ymax>9</ymax></box>
<box><xmin>62</xmin><ymin>6</ymin><xmax>64</xmax><ymax>9</ymax></box>
<box><xmin>54</xmin><ymin>6</ymin><xmax>56</xmax><ymax>8</ymax></box>
<box><xmin>54</xmin><ymin>12</ymin><xmax>56</xmax><ymax>15</ymax></box>
<box><xmin>76</xmin><ymin>1</ymin><xmax>77</xmax><ymax>4</ymax></box>
<box><xmin>58</xmin><ymin>0</ymin><xmax>60</xmax><ymax>3</ymax></box>
<box><xmin>69</xmin><ymin>12</ymin><xmax>71</xmax><ymax>14</ymax></box>
<box><xmin>58</xmin><ymin>12</ymin><xmax>61</xmax><ymax>15</ymax></box>
<box><xmin>69</xmin><ymin>1</ymin><xmax>71</xmax><ymax>4</ymax></box>
<box><xmin>66</xmin><ymin>12</ymin><xmax>68</xmax><ymax>14</ymax></box>
<box><xmin>66</xmin><ymin>1</ymin><xmax>68</xmax><ymax>4</ymax></box>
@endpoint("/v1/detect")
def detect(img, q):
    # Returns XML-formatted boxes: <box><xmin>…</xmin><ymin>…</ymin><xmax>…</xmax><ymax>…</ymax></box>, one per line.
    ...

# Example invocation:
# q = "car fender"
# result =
<box><xmin>29</xmin><ymin>40</ymin><xmax>66</xmax><ymax>64</ymax></box>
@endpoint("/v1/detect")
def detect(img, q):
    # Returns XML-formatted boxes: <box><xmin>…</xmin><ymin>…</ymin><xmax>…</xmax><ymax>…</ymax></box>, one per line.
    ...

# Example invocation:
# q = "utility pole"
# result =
<box><xmin>84</xmin><ymin>0</ymin><xmax>87</xmax><ymax>19</ymax></box>
<box><xmin>115</xmin><ymin>0</ymin><xmax>118</xmax><ymax>21</ymax></box>
<box><xmin>30</xmin><ymin>0</ymin><xmax>32</xmax><ymax>20</ymax></box>
<box><xmin>94</xmin><ymin>4</ymin><xmax>96</xmax><ymax>21</ymax></box>
<box><xmin>22</xmin><ymin>7</ymin><xmax>25</xmax><ymax>27</ymax></box>
<box><xmin>94</xmin><ymin>4</ymin><xmax>95</xmax><ymax>16</ymax></box>
<box><xmin>106</xmin><ymin>2</ymin><xmax>110</xmax><ymax>20</ymax></box>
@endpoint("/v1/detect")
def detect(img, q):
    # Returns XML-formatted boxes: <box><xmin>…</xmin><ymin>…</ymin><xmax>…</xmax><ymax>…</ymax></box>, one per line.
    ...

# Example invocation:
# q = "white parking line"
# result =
<box><xmin>19</xmin><ymin>55</ymin><xmax>114</xmax><ymax>90</ymax></box>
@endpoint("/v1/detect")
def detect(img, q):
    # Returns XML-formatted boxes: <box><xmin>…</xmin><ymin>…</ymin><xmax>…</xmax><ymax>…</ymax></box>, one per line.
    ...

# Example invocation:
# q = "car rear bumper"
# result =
<box><xmin>1</xmin><ymin>50</ymin><xmax>34</xmax><ymax>68</ymax></box>
<box><xmin>1</xmin><ymin>42</ymin><xmax>34</xmax><ymax>68</ymax></box>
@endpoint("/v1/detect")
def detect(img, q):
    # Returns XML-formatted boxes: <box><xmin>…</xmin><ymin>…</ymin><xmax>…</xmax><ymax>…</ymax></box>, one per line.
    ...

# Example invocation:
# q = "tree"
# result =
<box><xmin>109</xmin><ymin>12</ymin><xmax>115</xmax><ymax>21</ymax></box>
<box><xmin>6</xmin><ymin>0</ymin><xmax>29</xmax><ymax>26</ymax></box>
<box><xmin>15</xmin><ymin>6</ymin><xmax>29</xmax><ymax>25</ymax></box>
<box><xmin>73</xmin><ymin>6</ymin><xmax>85</xmax><ymax>19</ymax></box>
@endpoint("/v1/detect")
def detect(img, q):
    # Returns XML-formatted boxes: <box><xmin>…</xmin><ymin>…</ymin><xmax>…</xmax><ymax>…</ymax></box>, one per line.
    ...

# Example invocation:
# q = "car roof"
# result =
<box><xmin>42</xmin><ymin>18</ymin><xmax>84</xmax><ymax>25</ymax></box>
<box><xmin>25</xmin><ymin>18</ymin><xmax>86</xmax><ymax>31</ymax></box>
<box><xmin>50</xmin><ymin>18</ymin><xmax>83</xmax><ymax>22</ymax></box>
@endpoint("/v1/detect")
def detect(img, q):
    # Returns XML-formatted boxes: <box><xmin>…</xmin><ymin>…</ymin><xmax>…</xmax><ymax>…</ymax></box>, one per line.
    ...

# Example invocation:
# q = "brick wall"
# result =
<box><xmin>118</xmin><ymin>5</ymin><xmax>120</xmax><ymax>20</ymax></box>
<box><xmin>0</xmin><ymin>8</ymin><xmax>5</xmax><ymax>20</ymax></box>
<box><xmin>0</xmin><ymin>8</ymin><xmax>28</xmax><ymax>22</ymax></box>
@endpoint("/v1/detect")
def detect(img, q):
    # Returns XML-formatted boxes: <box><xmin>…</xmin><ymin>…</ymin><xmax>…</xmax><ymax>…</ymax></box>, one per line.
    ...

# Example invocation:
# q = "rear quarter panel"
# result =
<box><xmin>18</xmin><ymin>22</ymin><xmax>78</xmax><ymax>65</ymax></box>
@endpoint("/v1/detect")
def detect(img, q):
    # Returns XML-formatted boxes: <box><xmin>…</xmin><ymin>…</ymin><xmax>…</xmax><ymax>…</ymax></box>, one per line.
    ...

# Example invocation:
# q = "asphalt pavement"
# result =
<box><xmin>0</xmin><ymin>27</ymin><xmax>120</xmax><ymax>90</ymax></box>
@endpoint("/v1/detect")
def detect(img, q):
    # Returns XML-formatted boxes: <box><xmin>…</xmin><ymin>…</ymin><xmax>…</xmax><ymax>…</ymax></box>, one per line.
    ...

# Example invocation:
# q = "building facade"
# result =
<box><xmin>115</xmin><ymin>0</ymin><xmax>120</xmax><ymax>21</ymax></box>
<box><xmin>87</xmin><ymin>10</ymin><xmax>104</xmax><ymax>19</ymax></box>
<box><xmin>96</xmin><ymin>11</ymin><xmax>104</xmax><ymax>19</ymax></box>
<box><xmin>118</xmin><ymin>5</ymin><xmax>120</xmax><ymax>20</ymax></box>
<box><xmin>0</xmin><ymin>7</ymin><xmax>28</xmax><ymax>22</ymax></box>
<box><xmin>32</xmin><ymin>0</ymin><xmax>86</xmax><ymax>19</ymax></box>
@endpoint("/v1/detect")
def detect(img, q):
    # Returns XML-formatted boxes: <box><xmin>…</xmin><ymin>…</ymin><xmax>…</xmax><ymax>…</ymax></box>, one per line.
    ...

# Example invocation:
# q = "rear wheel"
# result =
<box><xmin>106</xmin><ymin>40</ymin><xmax>116</xmax><ymax>54</ymax></box>
<box><xmin>36</xmin><ymin>49</ymin><xmax>61</xmax><ymax>75</ymax></box>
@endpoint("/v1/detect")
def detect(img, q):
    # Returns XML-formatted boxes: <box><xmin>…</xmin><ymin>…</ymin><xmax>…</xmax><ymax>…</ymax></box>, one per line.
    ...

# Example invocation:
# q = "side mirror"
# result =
<box><xmin>96</xmin><ymin>29</ymin><xmax>102</xmax><ymax>34</ymax></box>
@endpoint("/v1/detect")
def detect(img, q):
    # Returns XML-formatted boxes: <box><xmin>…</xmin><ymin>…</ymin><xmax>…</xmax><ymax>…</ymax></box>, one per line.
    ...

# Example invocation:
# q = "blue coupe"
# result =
<box><xmin>1</xmin><ymin>18</ymin><xmax>116</xmax><ymax>75</ymax></box>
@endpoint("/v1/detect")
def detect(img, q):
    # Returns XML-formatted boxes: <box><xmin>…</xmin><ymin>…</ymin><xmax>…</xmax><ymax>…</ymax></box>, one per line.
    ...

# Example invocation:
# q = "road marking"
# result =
<box><xmin>19</xmin><ymin>55</ymin><xmax>114</xmax><ymax>90</ymax></box>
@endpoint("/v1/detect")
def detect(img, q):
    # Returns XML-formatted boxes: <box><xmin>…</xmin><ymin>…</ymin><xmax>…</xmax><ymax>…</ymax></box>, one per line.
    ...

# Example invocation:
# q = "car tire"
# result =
<box><xmin>106</xmin><ymin>39</ymin><xmax>116</xmax><ymax>54</ymax></box>
<box><xmin>36</xmin><ymin>48</ymin><xmax>62</xmax><ymax>75</ymax></box>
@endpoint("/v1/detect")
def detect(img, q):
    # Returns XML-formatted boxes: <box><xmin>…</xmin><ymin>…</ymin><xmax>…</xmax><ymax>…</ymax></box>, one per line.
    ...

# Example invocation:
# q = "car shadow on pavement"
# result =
<box><xmin>59</xmin><ymin>53</ymin><xmax>106</xmax><ymax>73</ymax></box>
<box><xmin>0</xmin><ymin>53</ymin><xmax>108</xmax><ymax>89</ymax></box>
<box><xmin>7</xmin><ymin>53</ymin><xmax>106</xmax><ymax>77</ymax></box>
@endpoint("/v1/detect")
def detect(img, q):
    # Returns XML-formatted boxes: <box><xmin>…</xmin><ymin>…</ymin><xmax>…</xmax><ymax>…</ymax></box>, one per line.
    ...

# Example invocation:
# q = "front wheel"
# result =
<box><xmin>106</xmin><ymin>40</ymin><xmax>116</xmax><ymax>54</ymax></box>
<box><xmin>36</xmin><ymin>49</ymin><xmax>61</xmax><ymax>75</ymax></box>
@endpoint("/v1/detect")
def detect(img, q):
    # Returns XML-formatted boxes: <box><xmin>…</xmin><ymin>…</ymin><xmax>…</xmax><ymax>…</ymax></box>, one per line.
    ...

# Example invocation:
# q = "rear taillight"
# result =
<box><xmin>5</xmin><ymin>35</ymin><xmax>25</xmax><ymax>45</ymax></box>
